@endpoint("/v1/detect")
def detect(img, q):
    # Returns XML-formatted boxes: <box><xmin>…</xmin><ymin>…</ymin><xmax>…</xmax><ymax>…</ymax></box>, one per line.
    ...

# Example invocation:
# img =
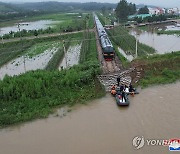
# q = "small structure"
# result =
<box><xmin>128</xmin><ymin>14</ymin><xmax>152</xmax><ymax>20</ymax></box>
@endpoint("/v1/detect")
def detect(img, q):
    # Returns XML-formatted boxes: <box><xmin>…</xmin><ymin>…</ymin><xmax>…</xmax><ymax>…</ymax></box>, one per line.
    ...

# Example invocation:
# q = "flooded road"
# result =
<box><xmin>130</xmin><ymin>28</ymin><xmax>180</xmax><ymax>54</ymax></box>
<box><xmin>0</xmin><ymin>82</ymin><xmax>180</xmax><ymax>154</ymax></box>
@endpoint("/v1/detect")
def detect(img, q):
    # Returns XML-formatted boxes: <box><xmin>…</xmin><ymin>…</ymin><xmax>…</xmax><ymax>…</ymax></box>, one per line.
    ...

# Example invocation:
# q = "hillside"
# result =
<box><xmin>2</xmin><ymin>2</ymin><xmax>117</xmax><ymax>12</ymax></box>
<box><xmin>0</xmin><ymin>2</ymin><xmax>22</xmax><ymax>14</ymax></box>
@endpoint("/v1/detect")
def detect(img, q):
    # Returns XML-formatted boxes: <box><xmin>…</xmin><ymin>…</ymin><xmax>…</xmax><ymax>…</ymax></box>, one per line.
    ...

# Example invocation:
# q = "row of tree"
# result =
<box><xmin>134</xmin><ymin>14</ymin><xmax>178</xmax><ymax>23</ymax></box>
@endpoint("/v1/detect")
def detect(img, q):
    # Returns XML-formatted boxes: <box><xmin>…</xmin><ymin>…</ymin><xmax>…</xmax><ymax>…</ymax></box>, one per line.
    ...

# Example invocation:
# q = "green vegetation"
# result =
<box><xmin>138</xmin><ymin>6</ymin><xmax>149</xmax><ymax>14</ymax></box>
<box><xmin>115</xmin><ymin>0</ymin><xmax>136</xmax><ymax>21</ymax></box>
<box><xmin>27</xmin><ymin>42</ymin><xmax>61</xmax><ymax>58</ymax></box>
<box><xmin>0</xmin><ymin>2</ymin><xmax>116</xmax><ymax>21</ymax></box>
<box><xmin>80</xmin><ymin>31</ymin><xmax>98</xmax><ymax>63</ymax></box>
<box><xmin>112</xmin><ymin>42</ymin><xmax>130</xmax><ymax>68</ymax></box>
<box><xmin>107</xmin><ymin>26</ymin><xmax>155</xmax><ymax>56</ymax></box>
<box><xmin>0</xmin><ymin>41</ymin><xmax>33</xmax><ymax>67</ymax></box>
<box><xmin>135</xmin><ymin>51</ymin><xmax>180</xmax><ymax>87</ymax></box>
<box><xmin>0</xmin><ymin>29</ymin><xmax>104</xmax><ymax>127</ymax></box>
<box><xmin>132</xmin><ymin>14</ymin><xmax>178</xmax><ymax>24</ymax></box>
<box><xmin>0</xmin><ymin>64</ymin><xmax>104</xmax><ymax>127</ymax></box>
<box><xmin>45</xmin><ymin>46</ymin><xmax>64</xmax><ymax>71</ymax></box>
<box><xmin>45</xmin><ymin>40</ymin><xmax>72</xmax><ymax>71</ymax></box>
<box><xmin>157</xmin><ymin>30</ymin><xmax>180</xmax><ymax>35</ymax></box>
<box><xmin>137</xmin><ymin>25</ymin><xmax>149</xmax><ymax>31</ymax></box>
<box><xmin>1</xmin><ymin>13</ymin><xmax>93</xmax><ymax>39</ymax></box>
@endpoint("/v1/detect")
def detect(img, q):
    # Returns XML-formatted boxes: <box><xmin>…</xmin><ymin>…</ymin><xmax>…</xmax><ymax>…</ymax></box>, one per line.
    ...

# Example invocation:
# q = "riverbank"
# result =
<box><xmin>132</xmin><ymin>51</ymin><xmax>180</xmax><ymax>87</ymax></box>
<box><xmin>0</xmin><ymin>82</ymin><xmax>179</xmax><ymax>154</ymax></box>
<box><xmin>157</xmin><ymin>30</ymin><xmax>180</xmax><ymax>35</ymax></box>
<box><xmin>0</xmin><ymin>63</ymin><xmax>105</xmax><ymax>128</ymax></box>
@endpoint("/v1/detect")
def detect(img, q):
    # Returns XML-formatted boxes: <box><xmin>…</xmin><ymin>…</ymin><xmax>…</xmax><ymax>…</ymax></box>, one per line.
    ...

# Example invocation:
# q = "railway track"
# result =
<box><xmin>94</xmin><ymin>26</ymin><xmax>142</xmax><ymax>92</ymax></box>
<box><xmin>94</xmin><ymin>27</ymin><xmax>122</xmax><ymax>74</ymax></box>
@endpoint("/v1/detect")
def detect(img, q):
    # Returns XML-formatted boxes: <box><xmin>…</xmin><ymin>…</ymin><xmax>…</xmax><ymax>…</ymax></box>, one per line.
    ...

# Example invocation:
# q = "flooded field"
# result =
<box><xmin>0</xmin><ymin>82</ymin><xmax>179</xmax><ymax>154</ymax></box>
<box><xmin>0</xmin><ymin>47</ymin><xmax>58</xmax><ymax>79</ymax></box>
<box><xmin>0</xmin><ymin>20</ymin><xmax>58</xmax><ymax>36</ymax></box>
<box><xmin>130</xmin><ymin>28</ymin><xmax>180</xmax><ymax>54</ymax></box>
<box><xmin>59</xmin><ymin>43</ymin><xmax>82</xmax><ymax>69</ymax></box>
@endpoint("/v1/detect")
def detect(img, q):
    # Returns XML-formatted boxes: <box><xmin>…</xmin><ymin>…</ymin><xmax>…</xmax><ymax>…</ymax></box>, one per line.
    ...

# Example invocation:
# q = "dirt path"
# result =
<box><xmin>0</xmin><ymin>29</ymin><xmax>93</xmax><ymax>44</ymax></box>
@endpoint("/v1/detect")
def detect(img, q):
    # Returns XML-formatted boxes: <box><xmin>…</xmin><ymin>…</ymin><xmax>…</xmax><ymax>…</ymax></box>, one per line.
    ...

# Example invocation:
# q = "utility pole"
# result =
<box><xmin>135</xmin><ymin>32</ymin><xmax>139</xmax><ymax>58</ymax></box>
<box><xmin>17</xmin><ymin>23</ymin><xmax>28</xmax><ymax>72</ymax></box>
<box><xmin>63</xmin><ymin>40</ymin><xmax>67</xmax><ymax>68</ymax></box>
<box><xmin>1</xmin><ymin>35</ymin><xmax>4</xmax><ymax>44</ymax></box>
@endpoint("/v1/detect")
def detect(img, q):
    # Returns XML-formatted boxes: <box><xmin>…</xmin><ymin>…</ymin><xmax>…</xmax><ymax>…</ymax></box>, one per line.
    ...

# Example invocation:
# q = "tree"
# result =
<box><xmin>34</xmin><ymin>30</ymin><xmax>38</xmax><ymax>37</ymax></box>
<box><xmin>101</xmin><ymin>6</ymin><xmax>107</xmax><ymax>15</ymax></box>
<box><xmin>115</xmin><ymin>0</ymin><xmax>129</xmax><ymax>21</ymax></box>
<box><xmin>129</xmin><ymin>3</ymin><xmax>136</xmax><ymax>15</ymax></box>
<box><xmin>115</xmin><ymin>0</ymin><xmax>136</xmax><ymax>21</ymax></box>
<box><xmin>138</xmin><ymin>6</ymin><xmax>149</xmax><ymax>14</ymax></box>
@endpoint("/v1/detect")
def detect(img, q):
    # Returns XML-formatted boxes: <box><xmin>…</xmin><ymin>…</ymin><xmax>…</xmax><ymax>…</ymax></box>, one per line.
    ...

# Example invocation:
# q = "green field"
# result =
<box><xmin>157</xmin><ymin>30</ymin><xmax>180</xmax><ymax>35</ymax></box>
<box><xmin>135</xmin><ymin>51</ymin><xmax>180</xmax><ymax>87</ymax></box>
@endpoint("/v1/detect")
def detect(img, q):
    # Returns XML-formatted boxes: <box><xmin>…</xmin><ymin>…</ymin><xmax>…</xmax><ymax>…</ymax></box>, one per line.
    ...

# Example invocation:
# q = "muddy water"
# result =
<box><xmin>0</xmin><ymin>82</ymin><xmax>180</xmax><ymax>154</ymax></box>
<box><xmin>130</xmin><ymin>28</ymin><xmax>180</xmax><ymax>54</ymax></box>
<box><xmin>0</xmin><ymin>48</ymin><xmax>58</xmax><ymax>79</ymax></box>
<box><xmin>59</xmin><ymin>43</ymin><xmax>82</xmax><ymax>70</ymax></box>
<box><xmin>0</xmin><ymin>20</ymin><xmax>58</xmax><ymax>36</ymax></box>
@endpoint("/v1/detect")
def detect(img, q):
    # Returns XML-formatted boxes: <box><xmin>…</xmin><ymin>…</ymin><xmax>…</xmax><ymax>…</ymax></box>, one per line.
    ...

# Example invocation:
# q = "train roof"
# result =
<box><xmin>101</xmin><ymin>35</ymin><xmax>113</xmax><ymax>48</ymax></box>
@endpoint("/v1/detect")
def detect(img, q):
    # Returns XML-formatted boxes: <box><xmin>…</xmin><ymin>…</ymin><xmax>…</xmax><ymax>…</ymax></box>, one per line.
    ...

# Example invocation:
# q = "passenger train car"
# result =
<box><xmin>94</xmin><ymin>14</ymin><xmax>115</xmax><ymax>60</ymax></box>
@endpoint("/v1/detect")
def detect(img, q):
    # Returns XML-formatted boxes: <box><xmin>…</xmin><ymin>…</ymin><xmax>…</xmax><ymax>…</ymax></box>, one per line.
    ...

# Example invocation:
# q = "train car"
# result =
<box><xmin>100</xmin><ymin>35</ymin><xmax>114</xmax><ymax>60</ymax></box>
<box><xmin>94</xmin><ymin>14</ymin><xmax>115</xmax><ymax>61</ymax></box>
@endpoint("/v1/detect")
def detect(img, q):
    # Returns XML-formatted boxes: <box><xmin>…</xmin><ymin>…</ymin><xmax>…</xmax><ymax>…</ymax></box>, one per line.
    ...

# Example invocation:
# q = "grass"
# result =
<box><xmin>157</xmin><ymin>30</ymin><xmax>180</xmax><ymax>35</ymax></box>
<box><xmin>0</xmin><ymin>41</ymin><xmax>33</xmax><ymax>67</ymax></box>
<box><xmin>27</xmin><ymin>41</ymin><xmax>61</xmax><ymax>58</ymax></box>
<box><xmin>134</xmin><ymin>51</ymin><xmax>180</xmax><ymax>88</ymax></box>
<box><xmin>80</xmin><ymin>31</ymin><xmax>98</xmax><ymax>63</ymax></box>
<box><xmin>0</xmin><ymin>64</ymin><xmax>104</xmax><ymax>127</ymax></box>
<box><xmin>113</xmin><ymin>42</ymin><xmax>130</xmax><ymax>68</ymax></box>
<box><xmin>45</xmin><ymin>40</ymin><xmax>72</xmax><ymax>71</ymax></box>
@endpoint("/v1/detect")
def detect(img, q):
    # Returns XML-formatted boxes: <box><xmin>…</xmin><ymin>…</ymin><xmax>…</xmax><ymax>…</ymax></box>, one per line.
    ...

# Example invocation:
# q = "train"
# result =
<box><xmin>94</xmin><ymin>14</ymin><xmax>115</xmax><ymax>61</ymax></box>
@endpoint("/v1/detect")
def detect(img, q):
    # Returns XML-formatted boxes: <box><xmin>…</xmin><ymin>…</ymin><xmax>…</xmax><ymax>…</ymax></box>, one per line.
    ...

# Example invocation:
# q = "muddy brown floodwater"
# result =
<box><xmin>0</xmin><ymin>82</ymin><xmax>180</xmax><ymax>154</ymax></box>
<box><xmin>130</xmin><ymin>28</ymin><xmax>180</xmax><ymax>54</ymax></box>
